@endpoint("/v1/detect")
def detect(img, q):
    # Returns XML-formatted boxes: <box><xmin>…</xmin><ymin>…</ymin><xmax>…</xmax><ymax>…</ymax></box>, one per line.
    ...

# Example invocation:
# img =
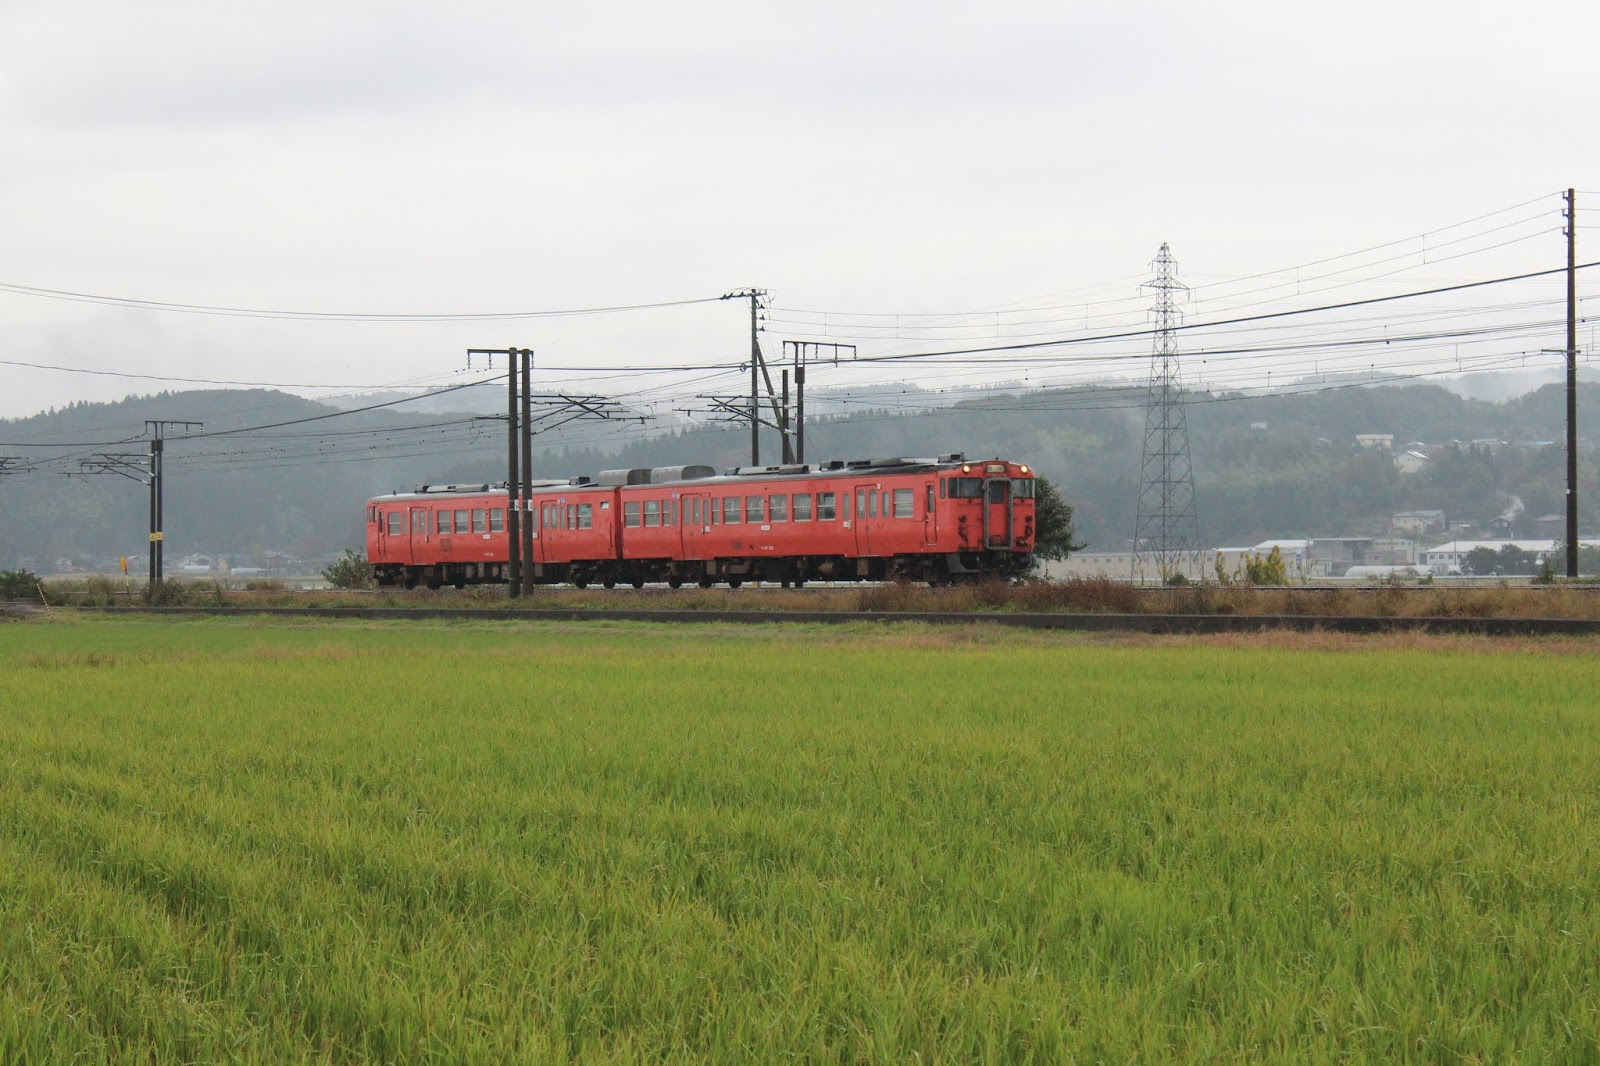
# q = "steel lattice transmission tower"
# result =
<box><xmin>1132</xmin><ymin>243</ymin><xmax>1201</xmax><ymax>582</ymax></box>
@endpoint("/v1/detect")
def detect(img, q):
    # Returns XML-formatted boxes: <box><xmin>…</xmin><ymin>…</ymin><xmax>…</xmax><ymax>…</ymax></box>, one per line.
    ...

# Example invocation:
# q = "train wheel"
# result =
<box><xmin>403</xmin><ymin>572</ymin><xmax>419</xmax><ymax>590</ymax></box>
<box><xmin>631</xmin><ymin>578</ymin><xmax>645</xmax><ymax>589</ymax></box>
<box><xmin>574</xmin><ymin>577</ymin><xmax>589</xmax><ymax>590</ymax></box>
<box><xmin>727</xmin><ymin>578</ymin><xmax>742</xmax><ymax>589</ymax></box>
<box><xmin>667</xmin><ymin>576</ymin><xmax>683</xmax><ymax>589</ymax></box>
<box><xmin>697</xmin><ymin>576</ymin><xmax>714</xmax><ymax>589</ymax></box>
<box><xmin>454</xmin><ymin>580</ymin><xmax>465</xmax><ymax>590</ymax></box>
<box><xmin>603</xmin><ymin>579</ymin><xmax>615</xmax><ymax>589</ymax></box>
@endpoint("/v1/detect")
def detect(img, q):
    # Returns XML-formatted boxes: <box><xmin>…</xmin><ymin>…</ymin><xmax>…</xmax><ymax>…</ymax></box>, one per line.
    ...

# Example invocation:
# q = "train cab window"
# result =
<box><xmin>624</xmin><ymin>502</ymin><xmax>641</xmax><ymax>528</ymax></box>
<box><xmin>367</xmin><ymin>505</ymin><xmax>377</xmax><ymax>524</ymax></box>
<box><xmin>722</xmin><ymin>497</ymin><xmax>741</xmax><ymax>524</ymax></box>
<box><xmin>663</xmin><ymin>500</ymin><xmax>675</xmax><ymax>526</ymax></box>
<box><xmin>987</xmin><ymin>481</ymin><xmax>1007</xmax><ymax>504</ymax></box>
<box><xmin>793</xmin><ymin>493</ymin><xmax>812</xmax><ymax>521</ymax></box>
<box><xmin>643</xmin><ymin>500</ymin><xmax>660</xmax><ymax>527</ymax></box>
<box><xmin>1011</xmin><ymin>477</ymin><xmax>1036</xmax><ymax>499</ymax></box>
<box><xmin>577</xmin><ymin>503</ymin><xmax>593</xmax><ymax>529</ymax></box>
<box><xmin>894</xmin><ymin>488</ymin><xmax>914</xmax><ymax>518</ymax></box>
<box><xmin>386</xmin><ymin>512</ymin><xmax>404</xmax><ymax>536</ymax></box>
<box><xmin>455</xmin><ymin>509</ymin><xmax>469</xmax><ymax>532</ymax></box>
<box><xmin>489</xmin><ymin>508</ymin><xmax>504</xmax><ymax>533</ymax></box>
<box><xmin>472</xmin><ymin>509</ymin><xmax>487</xmax><ymax>533</ymax></box>
<box><xmin>817</xmin><ymin>492</ymin><xmax>836</xmax><ymax>520</ymax></box>
<box><xmin>746</xmin><ymin>495</ymin><xmax>765</xmax><ymax>523</ymax></box>
<box><xmin>769</xmin><ymin>495</ymin><xmax>788</xmax><ymax>522</ymax></box>
<box><xmin>950</xmin><ymin>477</ymin><xmax>984</xmax><ymax>499</ymax></box>
<box><xmin>437</xmin><ymin>510</ymin><xmax>452</xmax><ymax>535</ymax></box>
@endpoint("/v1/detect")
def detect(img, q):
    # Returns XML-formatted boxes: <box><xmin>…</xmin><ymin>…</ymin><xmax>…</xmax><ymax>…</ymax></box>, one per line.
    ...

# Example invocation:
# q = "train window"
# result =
<box><xmin>643</xmin><ymin>500</ymin><xmax>660</xmax><ymax>527</ymax></box>
<box><xmin>769</xmin><ymin>495</ymin><xmax>787</xmax><ymax>522</ymax></box>
<box><xmin>926</xmin><ymin>485</ymin><xmax>935</xmax><ymax>513</ymax></box>
<box><xmin>793</xmin><ymin>493</ymin><xmax>812</xmax><ymax>521</ymax></box>
<box><xmin>437</xmin><ymin>510</ymin><xmax>452</xmax><ymax>535</ymax></box>
<box><xmin>567</xmin><ymin>505</ymin><xmax>576</xmax><ymax>530</ymax></box>
<box><xmin>746</xmin><ymin>495</ymin><xmax>765</xmax><ymax>523</ymax></box>
<box><xmin>577</xmin><ymin>503</ymin><xmax>593</xmax><ymax>529</ymax></box>
<box><xmin>880</xmin><ymin>491</ymin><xmax>889</xmax><ymax>517</ymax></box>
<box><xmin>939</xmin><ymin>479</ymin><xmax>946</xmax><ymax>499</ymax></box>
<box><xmin>472</xmin><ymin>509</ymin><xmax>487</xmax><ymax>533</ymax></box>
<box><xmin>386</xmin><ymin>512</ymin><xmax>403</xmax><ymax>536</ymax></box>
<box><xmin>722</xmin><ymin>497</ymin><xmax>741</xmax><ymax>524</ymax></box>
<box><xmin>455</xmin><ymin>509</ymin><xmax>469</xmax><ymax>532</ymax></box>
<box><xmin>894</xmin><ymin>488</ymin><xmax>914</xmax><ymax>518</ymax></box>
<box><xmin>624</xmin><ymin>501</ymin><xmax>641</xmax><ymax>528</ymax></box>
<box><xmin>1011</xmin><ymin>477</ymin><xmax>1036</xmax><ymax>499</ymax></box>
<box><xmin>817</xmin><ymin>492</ymin><xmax>836</xmax><ymax>520</ymax></box>
<box><xmin>663</xmin><ymin>499</ymin><xmax>675</xmax><ymax>526</ymax></box>
<box><xmin>410</xmin><ymin>511</ymin><xmax>425</xmax><ymax>534</ymax></box>
<box><xmin>987</xmin><ymin>481</ymin><xmax>1007</xmax><ymax>504</ymax></box>
<box><xmin>367</xmin><ymin>505</ymin><xmax>377</xmax><ymax>524</ymax></box>
<box><xmin>856</xmin><ymin>489</ymin><xmax>868</xmax><ymax>520</ymax></box>
<box><xmin>489</xmin><ymin>508</ymin><xmax>505</xmax><ymax>533</ymax></box>
<box><xmin>950</xmin><ymin>477</ymin><xmax>984</xmax><ymax>499</ymax></box>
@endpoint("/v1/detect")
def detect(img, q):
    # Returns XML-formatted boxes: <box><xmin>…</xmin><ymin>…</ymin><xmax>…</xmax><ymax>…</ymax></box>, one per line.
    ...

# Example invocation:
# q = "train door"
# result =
<box><xmin>923</xmin><ymin>481</ymin><xmax>937</xmax><ymax>547</ymax></box>
<box><xmin>683</xmin><ymin>492</ymin><xmax>712</xmax><ymax>559</ymax></box>
<box><xmin>984</xmin><ymin>477</ymin><xmax>1012</xmax><ymax>549</ymax></box>
<box><xmin>403</xmin><ymin>507</ymin><xmax>427</xmax><ymax>564</ymax></box>
<box><xmin>853</xmin><ymin>485</ymin><xmax>873</xmax><ymax>556</ymax></box>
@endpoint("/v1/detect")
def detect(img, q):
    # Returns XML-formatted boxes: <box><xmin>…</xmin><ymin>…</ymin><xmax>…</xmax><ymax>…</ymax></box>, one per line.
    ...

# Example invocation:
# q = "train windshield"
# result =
<box><xmin>949</xmin><ymin>477</ymin><xmax>984</xmax><ymax>499</ymax></box>
<box><xmin>1011</xmin><ymin>478</ymin><xmax>1035</xmax><ymax>499</ymax></box>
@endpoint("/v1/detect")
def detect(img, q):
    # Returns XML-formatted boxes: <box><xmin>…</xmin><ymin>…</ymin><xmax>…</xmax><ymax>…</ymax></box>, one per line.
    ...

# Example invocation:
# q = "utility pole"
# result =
<box><xmin>1565</xmin><ymin>188</ymin><xmax>1578</xmax><ymax>579</ymax></box>
<box><xmin>145</xmin><ymin>421</ymin><xmax>201</xmax><ymax>587</ymax></box>
<box><xmin>469</xmin><ymin>346</ymin><xmax>638</xmax><ymax>593</ymax></box>
<box><xmin>722</xmin><ymin>289</ymin><xmax>773</xmax><ymax>464</ymax></box>
<box><xmin>780</xmin><ymin>341</ymin><xmax>855</xmax><ymax>464</ymax></box>
<box><xmin>520</xmin><ymin>348</ymin><xmax>534</xmax><ymax>594</ymax></box>
<box><xmin>468</xmin><ymin>348</ymin><xmax>528</xmax><ymax>596</ymax></box>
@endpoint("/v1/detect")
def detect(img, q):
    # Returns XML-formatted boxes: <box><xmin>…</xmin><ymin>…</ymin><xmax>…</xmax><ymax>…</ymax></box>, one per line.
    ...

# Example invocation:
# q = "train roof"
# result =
<box><xmin>370</xmin><ymin>453</ymin><xmax>1028</xmax><ymax>502</ymax></box>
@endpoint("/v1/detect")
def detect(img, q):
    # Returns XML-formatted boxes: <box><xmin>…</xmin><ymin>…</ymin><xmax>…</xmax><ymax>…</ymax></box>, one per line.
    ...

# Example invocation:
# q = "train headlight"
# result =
<box><xmin>961</xmin><ymin>464</ymin><xmax>970</xmax><ymax>473</ymax></box>
<box><xmin>1020</xmin><ymin>465</ymin><xmax>1029</xmax><ymax>474</ymax></box>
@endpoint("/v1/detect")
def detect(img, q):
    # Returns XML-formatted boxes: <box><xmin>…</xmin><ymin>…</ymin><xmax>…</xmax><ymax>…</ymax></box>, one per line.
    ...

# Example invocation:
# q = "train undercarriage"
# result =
<box><xmin>372</xmin><ymin>550</ymin><xmax>1033</xmax><ymax>590</ymax></box>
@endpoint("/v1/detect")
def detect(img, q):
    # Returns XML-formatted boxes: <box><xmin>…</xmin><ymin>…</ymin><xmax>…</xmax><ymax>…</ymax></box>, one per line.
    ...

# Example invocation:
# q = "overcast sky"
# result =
<box><xmin>2</xmin><ymin>0</ymin><xmax>1596</xmax><ymax>421</ymax></box>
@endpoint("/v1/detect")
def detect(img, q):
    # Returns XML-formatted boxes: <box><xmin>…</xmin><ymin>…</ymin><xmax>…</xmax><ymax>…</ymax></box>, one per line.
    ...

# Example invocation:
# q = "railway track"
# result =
<box><xmin>58</xmin><ymin>604</ymin><xmax>1600</xmax><ymax>636</ymax></box>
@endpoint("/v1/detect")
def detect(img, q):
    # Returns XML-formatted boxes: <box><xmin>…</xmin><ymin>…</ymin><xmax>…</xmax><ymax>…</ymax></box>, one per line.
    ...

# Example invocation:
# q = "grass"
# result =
<box><xmin>1</xmin><ymin>616</ymin><xmax>1598</xmax><ymax>1061</ymax></box>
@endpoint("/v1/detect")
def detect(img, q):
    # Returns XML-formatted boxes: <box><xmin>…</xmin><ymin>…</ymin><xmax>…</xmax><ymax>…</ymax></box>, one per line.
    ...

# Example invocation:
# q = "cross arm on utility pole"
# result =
<box><xmin>77</xmin><ymin>453</ymin><xmax>151</xmax><ymax>484</ymax></box>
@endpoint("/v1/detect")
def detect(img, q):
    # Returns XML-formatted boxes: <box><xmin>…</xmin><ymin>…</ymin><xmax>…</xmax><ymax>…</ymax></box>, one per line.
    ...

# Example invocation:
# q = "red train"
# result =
<box><xmin>365</xmin><ymin>453</ymin><xmax>1037</xmax><ymax>588</ymax></box>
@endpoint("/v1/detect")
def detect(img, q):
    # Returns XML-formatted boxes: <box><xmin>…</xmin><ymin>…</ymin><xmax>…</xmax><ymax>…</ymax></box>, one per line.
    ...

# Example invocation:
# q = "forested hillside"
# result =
<box><xmin>2</xmin><ymin>380</ymin><xmax>1596</xmax><ymax>569</ymax></box>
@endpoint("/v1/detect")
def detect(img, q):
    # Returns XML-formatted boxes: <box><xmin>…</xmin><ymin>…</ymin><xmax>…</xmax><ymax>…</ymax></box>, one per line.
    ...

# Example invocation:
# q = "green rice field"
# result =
<box><xmin>1</xmin><ymin>615</ymin><xmax>1597</xmax><ymax>1062</ymax></box>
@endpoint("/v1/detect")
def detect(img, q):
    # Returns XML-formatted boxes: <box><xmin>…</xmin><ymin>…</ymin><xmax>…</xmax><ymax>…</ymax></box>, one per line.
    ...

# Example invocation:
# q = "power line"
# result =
<box><xmin>0</xmin><ymin>282</ymin><xmax>724</xmax><ymax>322</ymax></box>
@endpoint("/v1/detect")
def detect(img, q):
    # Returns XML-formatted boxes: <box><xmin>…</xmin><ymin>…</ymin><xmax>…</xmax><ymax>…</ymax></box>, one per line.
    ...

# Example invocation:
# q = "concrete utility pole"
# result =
<box><xmin>1564</xmin><ymin>188</ymin><xmax>1579</xmax><ymax>579</ymax></box>
<box><xmin>145</xmin><ymin>420</ymin><xmax>202</xmax><ymax>587</ymax></box>
<box><xmin>721</xmin><ymin>289</ymin><xmax>772</xmax><ymax>465</ymax></box>
<box><xmin>468</xmin><ymin>346</ymin><xmax>636</xmax><ymax>595</ymax></box>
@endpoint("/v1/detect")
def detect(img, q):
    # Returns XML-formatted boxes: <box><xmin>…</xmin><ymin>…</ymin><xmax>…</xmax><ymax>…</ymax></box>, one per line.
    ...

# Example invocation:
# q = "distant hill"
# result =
<box><xmin>2</xmin><ymin>380</ymin><xmax>1596</xmax><ymax>570</ymax></box>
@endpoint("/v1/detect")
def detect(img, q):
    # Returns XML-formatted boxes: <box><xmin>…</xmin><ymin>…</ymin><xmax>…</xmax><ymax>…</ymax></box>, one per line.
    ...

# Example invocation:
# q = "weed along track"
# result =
<box><xmin>2</xmin><ymin>616</ymin><xmax>1599</xmax><ymax>1061</ymax></box>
